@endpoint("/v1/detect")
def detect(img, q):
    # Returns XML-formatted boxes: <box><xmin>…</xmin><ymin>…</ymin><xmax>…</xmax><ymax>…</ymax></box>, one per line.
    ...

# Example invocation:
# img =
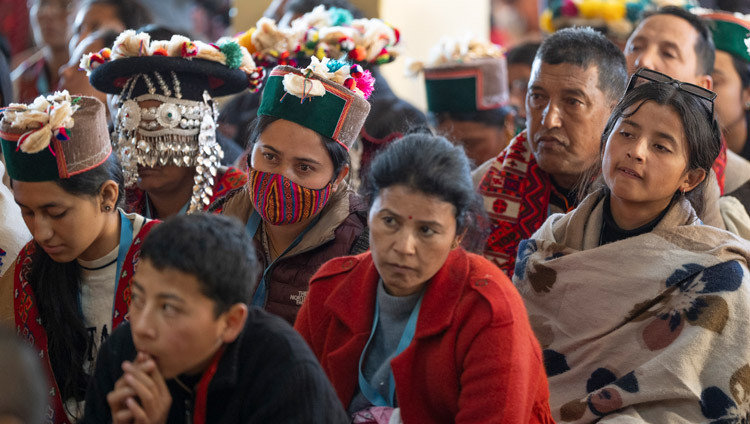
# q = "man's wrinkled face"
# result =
<box><xmin>525</xmin><ymin>61</ymin><xmax>612</xmax><ymax>188</ymax></box>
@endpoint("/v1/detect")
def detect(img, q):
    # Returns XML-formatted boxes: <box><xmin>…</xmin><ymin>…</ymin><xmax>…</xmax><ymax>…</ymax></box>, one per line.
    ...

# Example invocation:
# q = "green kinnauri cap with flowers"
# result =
<box><xmin>410</xmin><ymin>35</ymin><xmax>509</xmax><ymax>114</ymax></box>
<box><xmin>258</xmin><ymin>57</ymin><xmax>373</xmax><ymax>150</ymax></box>
<box><xmin>0</xmin><ymin>93</ymin><xmax>111</xmax><ymax>182</ymax></box>
<box><xmin>694</xmin><ymin>9</ymin><xmax>750</xmax><ymax>63</ymax></box>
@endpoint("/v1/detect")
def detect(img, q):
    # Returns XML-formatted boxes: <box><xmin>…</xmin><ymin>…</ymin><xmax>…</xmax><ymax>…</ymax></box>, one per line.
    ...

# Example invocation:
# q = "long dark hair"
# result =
<box><xmin>362</xmin><ymin>133</ymin><xmax>488</xmax><ymax>252</ymax></box>
<box><xmin>248</xmin><ymin>115</ymin><xmax>350</xmax><ymax>180</ymax></box>
<box><xmin>580</xmin><ymin>82</ymin><xmax>721</xmax><ymax>216</ymax></box>
<box><xmin>25</xmin><ymin>154</ymin><xmax>123</xmax><ymax>415</ymax></box>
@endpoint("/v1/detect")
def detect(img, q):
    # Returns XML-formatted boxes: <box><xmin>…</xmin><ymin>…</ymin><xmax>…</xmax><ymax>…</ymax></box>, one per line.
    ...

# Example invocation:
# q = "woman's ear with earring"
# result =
<box><xmin>98</xmin><ymin>180</ymin><xmax>119</xmax><ymax>213</ymax></box>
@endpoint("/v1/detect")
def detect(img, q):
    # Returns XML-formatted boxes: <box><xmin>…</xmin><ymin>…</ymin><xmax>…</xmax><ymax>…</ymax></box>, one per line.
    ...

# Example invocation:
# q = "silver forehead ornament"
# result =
<box><xmin>112</xmin><ymin>71</ymin><xmax>224</xmax><ymax>213</ymax></box>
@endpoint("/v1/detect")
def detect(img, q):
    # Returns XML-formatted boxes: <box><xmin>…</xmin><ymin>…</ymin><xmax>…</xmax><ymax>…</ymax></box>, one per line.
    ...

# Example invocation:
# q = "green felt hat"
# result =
<box><xmin>1</xmin><ymin>95</ymin><xmax>111</xmax><ymax>182</ymax></box>
<box><xmin>698</xmin><ymin>10</ymin><xmax>750</xmax><ymax>63</ymax></box>
<box><xmin>257</xmin><ymin>65</ymin><xmax>371</xmax><ymax>149</ymax></box>
<box><xmin>424</xmin><ymin>57</ymin><xmax>509</xmax><ymax>114</ymax></box>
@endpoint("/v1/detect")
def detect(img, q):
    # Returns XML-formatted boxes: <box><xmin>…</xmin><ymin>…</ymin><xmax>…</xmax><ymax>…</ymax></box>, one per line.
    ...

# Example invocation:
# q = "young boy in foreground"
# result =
<box><xmin>82</xmin><ymin>213</ymin><xmax>348</xmax><ymax>423</ymax></box>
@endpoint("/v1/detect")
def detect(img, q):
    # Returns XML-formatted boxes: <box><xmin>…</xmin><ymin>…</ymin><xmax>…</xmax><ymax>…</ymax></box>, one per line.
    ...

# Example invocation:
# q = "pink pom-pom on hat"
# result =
<box><xmin>354</xmin><ymin>69</ymin><xmax>375</xmax><ymax>99</ymax></box>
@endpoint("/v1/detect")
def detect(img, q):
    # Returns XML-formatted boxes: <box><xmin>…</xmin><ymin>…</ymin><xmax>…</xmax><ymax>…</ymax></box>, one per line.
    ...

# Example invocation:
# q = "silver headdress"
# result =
<box><xmin>112</xmin><ymin>71</ymin><xmax>223</xmax><ymax>213</ymax></box>
<box><xmin>85</xmin><ymin>30</ymin><xmax>264</xmax><ymax>214</ymax></box>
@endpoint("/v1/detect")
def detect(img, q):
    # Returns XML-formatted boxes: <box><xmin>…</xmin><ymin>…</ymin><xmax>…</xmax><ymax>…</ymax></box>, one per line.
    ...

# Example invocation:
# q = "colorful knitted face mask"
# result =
<box><xmin>249</xmin><ymin>169</ymin><xmax>333</xmax><ymax>225</ymax></box>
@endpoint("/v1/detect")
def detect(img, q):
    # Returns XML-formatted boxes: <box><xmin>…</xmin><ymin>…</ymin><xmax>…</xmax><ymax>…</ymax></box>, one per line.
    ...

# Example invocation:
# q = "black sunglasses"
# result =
<box><xmin>627</xmin><ymin>68</ymin><xmax>717</xmax><ymax>118</ymax></box>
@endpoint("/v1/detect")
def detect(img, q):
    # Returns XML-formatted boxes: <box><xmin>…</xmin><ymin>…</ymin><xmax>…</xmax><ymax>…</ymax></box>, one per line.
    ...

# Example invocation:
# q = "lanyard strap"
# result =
<box><xmin>357</xmin><ymin>293</ymin><xmax>423</xmax><ymax>407</ymax></box>
<box><xmin>192</xmin><ymin>345</ymin><xmax>226</xmax><ymax>424</ymax></box>
<box><xmin>245</xmin><ymin>211</ymin><xmax>322</xmax><ymax>307</ymax></box>
<box><xmin>109</xmin><ymin>210</ymin><xmax>134</xmax><ymax>319</ymax></box>
<box><xmin>114</xmin><ymin>210</ymin><xmax>134</xmax><ymax>298</ymax></box>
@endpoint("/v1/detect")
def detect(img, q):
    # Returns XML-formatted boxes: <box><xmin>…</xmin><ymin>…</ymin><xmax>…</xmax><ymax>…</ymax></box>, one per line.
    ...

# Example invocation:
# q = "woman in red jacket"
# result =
<box><xmin>295</xmin><ymin>133</ymin><xmax>554</xmax><ymax>424</ymax></box>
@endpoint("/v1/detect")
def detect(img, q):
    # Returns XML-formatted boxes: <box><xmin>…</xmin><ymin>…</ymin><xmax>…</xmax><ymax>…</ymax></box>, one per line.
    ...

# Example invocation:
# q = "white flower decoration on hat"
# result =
<box><xmin>407</xmin><ymin>34</ymin><xmax>504</xmax><ymax>77</ymax></box>
<box><xmin>111</xmin><ymin>30</ymin><xmax>152</xmax><ymax>60</ymax></box>
<box><xmin>4</xmin><ymin>91</ymin><xmax>80</xmax><ymax>154</ymax></box>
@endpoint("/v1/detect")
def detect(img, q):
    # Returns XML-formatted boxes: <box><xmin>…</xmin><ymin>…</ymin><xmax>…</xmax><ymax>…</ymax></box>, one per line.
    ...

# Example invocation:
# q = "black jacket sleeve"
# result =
<box><xmin>240</xmin><ymin>359</ymin><xmax>349</xmax><ymax>424</ymax></box>
<box><xmin>81</xmin><ymin>323</ymin><xmax>136</xmax><ymax>424</ymax></box>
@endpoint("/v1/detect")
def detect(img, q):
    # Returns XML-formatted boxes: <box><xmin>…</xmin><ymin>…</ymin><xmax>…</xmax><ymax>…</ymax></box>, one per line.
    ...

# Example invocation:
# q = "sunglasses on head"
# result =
<box><xmin>627</xmin><ymin>68</ymin><xmax>717</xmax><ymax>118</ymax></box>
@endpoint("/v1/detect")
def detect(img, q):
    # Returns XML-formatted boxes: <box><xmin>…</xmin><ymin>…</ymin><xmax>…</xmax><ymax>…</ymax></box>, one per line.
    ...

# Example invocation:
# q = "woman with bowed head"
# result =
<box><xmin>514</xmin><ymin>69</ymin><xmax>750</xmax><ymax>422</ymax></box>
<box><xmin>295</xmin><ymin>133</ymin><xmax>554</xmax><ymax>423</ymax></box>
<box><xmin>0</xmin><ymin>92</ymin><xmax>157</xmax><ymax>423</ymax></box>
<box><xmin>217</xmin><ymin>57</ymin><xmax>372</xmax><ymax>324</ymax></box>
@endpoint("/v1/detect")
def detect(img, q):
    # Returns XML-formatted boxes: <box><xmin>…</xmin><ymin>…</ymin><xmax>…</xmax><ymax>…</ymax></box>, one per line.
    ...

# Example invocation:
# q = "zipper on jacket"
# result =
<box><xmin>185</xmin><ymin>398</ymin><xmax>192</xmax><ymax>424</ymax></box>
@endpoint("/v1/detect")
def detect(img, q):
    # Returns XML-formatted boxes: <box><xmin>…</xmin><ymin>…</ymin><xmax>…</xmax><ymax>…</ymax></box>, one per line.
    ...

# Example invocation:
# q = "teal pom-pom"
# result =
<box><xmin>220</xmin><ymin>41</ymin><xmax>243</xmax><ymax>69</ymax></box>
<box><xmin>326</xmin><ymin>59</ymin><xmax>349</xmax><ymax>72</ymax></box>
<box><xmin>626</xmin><ymin>2</ymin><xmax>646</xmax><ymax>23</ymax></box>
<box><xmin>548</xmin><ymin>0</ymin><xmax>564</xmax><ymax>18</ymax></box>
<box><xmin>329</xmin><ymin>7</ymin><xmax>353</xmax><ymax>26</ymax></box>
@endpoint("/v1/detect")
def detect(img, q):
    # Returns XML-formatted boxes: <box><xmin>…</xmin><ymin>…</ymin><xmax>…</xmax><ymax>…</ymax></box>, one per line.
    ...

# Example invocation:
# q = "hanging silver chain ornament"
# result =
<box><xmin>112</xmin><ymin>74</ymin><xmax>224</xmax><ymax>214</ymax></box>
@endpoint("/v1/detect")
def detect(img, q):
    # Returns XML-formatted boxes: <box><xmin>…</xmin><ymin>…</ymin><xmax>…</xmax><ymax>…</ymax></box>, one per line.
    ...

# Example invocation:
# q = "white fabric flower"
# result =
<box><xmin>282</xmin><ymin>73</ymin><xmax>326</xmax><ymax>99</ymax></box>
<box><xmin>425</xmin><ymin>34</ymin><xmax>503</xmax><ymax>67</ymax></box>
<box><xmin>7</xmin><ymin>91</ymin><xmax>79</xmax><ymax>153</ymax></box>
<box><xmin>291</xmin><ymin>5</ymin><xmax>331</xmax><ymax>31</ymax></box>
<box><xmin>252</xmin><ymin>17</ymin><xmax>300</xmax><ymax>57</ymax></box>
<box><xmin>350</xmin><ymin>18</ymin><xmax>397</xmax><ymax>62</ymax></box>
<box><xmin>111</xmin><ymin>30</ymin><xmax>151</xmax><ymax>60</ymax></box>
<box><xmin>194</xmin><ymin>40</ymin><xmax>226</xmax><ymax>64</ymax></box>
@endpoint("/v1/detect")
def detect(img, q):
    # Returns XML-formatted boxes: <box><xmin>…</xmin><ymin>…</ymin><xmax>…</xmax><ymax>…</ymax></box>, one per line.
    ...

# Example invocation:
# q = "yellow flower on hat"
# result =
<box><xmin>540</xmin><ymin>9</ymin><xmax>555</xmax><ymax>33</ymax></box>
<box><xmin>601</xmin><ymin>1</ymin><xmax>626</xmax><ymax>21</ymax></box>
<box><xmin>238</xmin><ymin>28</ymin><xmax>257</xmax><ymax>54</ymax></box>
<box><xmin>576</xmin><ymin>0</ymin><xmax>625</xmax><ymax>21</ymax></box>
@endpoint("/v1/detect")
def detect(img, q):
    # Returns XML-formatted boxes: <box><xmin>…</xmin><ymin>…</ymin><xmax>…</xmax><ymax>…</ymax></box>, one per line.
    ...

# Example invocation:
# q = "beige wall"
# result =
<box><xmin>232</xmin><ymin>0</ymin><xmax>269</xmax><ymax>33</ymax></box>
<box><xmin>233</xmin><ymin>0</ymin><xmax>490</xmax><ymax>111</ymax></box>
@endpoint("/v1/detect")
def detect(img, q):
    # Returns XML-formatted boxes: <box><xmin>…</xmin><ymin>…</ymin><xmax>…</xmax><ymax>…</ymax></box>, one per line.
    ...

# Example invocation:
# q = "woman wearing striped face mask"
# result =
<box><xmin>216</xmin><ymin>58</ymin><xmax>373</xmax><ymax>324</ymax></box>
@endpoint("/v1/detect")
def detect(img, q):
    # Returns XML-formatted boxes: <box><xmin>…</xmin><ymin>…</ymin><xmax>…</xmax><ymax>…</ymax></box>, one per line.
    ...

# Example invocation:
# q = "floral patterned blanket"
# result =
<box><xmin>513</xmin><ymin>190</ymin><xmax>750</xmax><ymax>423</ymax></box>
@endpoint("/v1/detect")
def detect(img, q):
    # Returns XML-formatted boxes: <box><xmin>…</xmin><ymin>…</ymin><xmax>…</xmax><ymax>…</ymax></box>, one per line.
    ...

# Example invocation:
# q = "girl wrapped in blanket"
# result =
<box><xmin>514</xmin><ymin>68</ymin><xmax>750</xmax><ymax>423</ymax></box>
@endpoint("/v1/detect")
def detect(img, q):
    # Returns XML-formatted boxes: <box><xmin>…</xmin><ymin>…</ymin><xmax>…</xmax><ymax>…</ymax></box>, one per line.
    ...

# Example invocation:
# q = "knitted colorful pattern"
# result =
<box><xmin>478</xmin><ymin>131</ymin><xmax>553</xmax><ymax>277</ymax></box>
<box><xmin>213</xmin><ymin>166</ymin><xmax>249</xmax><ymax>200</ymax></box>
<box><xmin>13</xmin><ymin>221</ymin><xmax>158</xmax><ymax>423</ymax></box>
<box><xmin>249</xmin><ymin>169</ymin><xmax>332</xmax><ymax>225</ymax></box>
<box><xmin>125</xmin><ymin>166</ymin><xmax>248</xmax><ymax>216</ymax></box>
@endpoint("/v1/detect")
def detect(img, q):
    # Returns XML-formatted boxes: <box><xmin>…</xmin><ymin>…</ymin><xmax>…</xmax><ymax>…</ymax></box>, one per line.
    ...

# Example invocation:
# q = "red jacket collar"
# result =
<box><xmin>323</xmin><ymin>250</ymin><xmax>471</xmax><ymax>339</ymax></box>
